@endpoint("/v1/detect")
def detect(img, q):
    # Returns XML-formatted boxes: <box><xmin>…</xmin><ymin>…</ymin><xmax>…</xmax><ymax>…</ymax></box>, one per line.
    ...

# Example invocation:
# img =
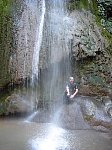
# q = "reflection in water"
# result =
<box><xmin>31</xmin><ymin>124</ymin><xmax>68</xmax><ymax>150</ymax></box>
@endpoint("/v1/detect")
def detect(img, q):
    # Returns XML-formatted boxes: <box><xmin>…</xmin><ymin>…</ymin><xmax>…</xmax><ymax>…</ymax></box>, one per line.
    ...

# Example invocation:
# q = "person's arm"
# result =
<box><xmin>66</xmin><ymin>85</ymin><xmax>70</xmax><ymax>96</ymax></box>
<box><xmin>73</xmin><ymin>88</ymin><xmax>78</xmax><ymax>97</ymax></box>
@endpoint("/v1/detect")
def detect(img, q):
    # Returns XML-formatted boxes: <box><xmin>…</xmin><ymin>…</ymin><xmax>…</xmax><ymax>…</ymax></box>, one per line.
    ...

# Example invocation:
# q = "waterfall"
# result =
<box><xmin>41</xmin><ymin>0</ymin><xmax>71</xmax><ymax>111</ymax></box>
<box><xmin>31</xmin><ymin>0</ymin><xmax>46</xmax><ymax>85</ymax></box>
<box><xmin>26</xmin><ymin>0</ymin><xmax>46</xmax><ymax>111</ymax></box>
<box><xmin>12</xmin><ymin>0</ymin><xmax>46</xmax><ymax>112</ymax></box>
<box><xmin>13</xmin><ymin>0</ymin><xmax>71</xmax><ymax>114</ymax></box>
<box><xmin>21</xmin><ymin>0</ymin><xmax>72</xmax><ymax>114</ymax></box>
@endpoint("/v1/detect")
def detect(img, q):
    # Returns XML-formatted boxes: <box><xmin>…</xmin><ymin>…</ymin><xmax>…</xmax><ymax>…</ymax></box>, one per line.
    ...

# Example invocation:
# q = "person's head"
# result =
<box><xmin>69</xmin><ymin>77</ymin><xmax>74</xmax><ymax>83</ymax></box>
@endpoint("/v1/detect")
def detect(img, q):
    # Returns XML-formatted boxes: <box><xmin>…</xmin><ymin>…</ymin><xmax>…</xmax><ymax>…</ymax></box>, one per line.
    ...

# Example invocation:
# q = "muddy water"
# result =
<box><xmin>0</xmin><ymin>119</ymin><xmax>112</xmax><ymax>150</ymax></box>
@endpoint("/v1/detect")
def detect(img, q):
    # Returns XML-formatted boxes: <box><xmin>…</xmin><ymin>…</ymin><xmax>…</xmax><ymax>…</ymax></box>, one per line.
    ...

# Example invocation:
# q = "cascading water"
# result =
<box><xmin>23</xmin><ymin>0</ymin><xmax>46</xmax><ymax>112</ymax></box>
<box><xmin>13</xmin><ymin>0</ymin><xmax>46</xmax><ymax>114</ymax></box>
<box><xmin>31</xmin><ymin>0</ymin><xmax>46</xmax><ymax>84</ymax></box>
<box><xmin>40</xmin><ymin>0</ymin><xmax>71</xmax><ymax>112</ymax></box>
<box><xmin>13</xmin><ymin>0</ymin><xmax>72</xmax><ymax>120</ymax></box>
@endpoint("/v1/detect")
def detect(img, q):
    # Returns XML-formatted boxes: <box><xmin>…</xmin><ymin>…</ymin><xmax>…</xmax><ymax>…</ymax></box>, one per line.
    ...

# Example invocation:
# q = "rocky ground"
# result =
<box><xmin>58</xmin><ymin>95</ymin><xmax>112</xmax><ymax>132</ymax></box>
<box><xmin>1</xmin><ymin>92</ymin><xmax>111</xmax><ymax>132</ymax></box>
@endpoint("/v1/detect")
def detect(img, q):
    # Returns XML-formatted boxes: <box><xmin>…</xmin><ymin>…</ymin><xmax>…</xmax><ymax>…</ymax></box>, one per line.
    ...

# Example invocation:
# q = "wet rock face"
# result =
<box><xmin>10</xmin><ymin>2</ymin><xmax>38</xmax><ymax>80</ymax></box>
<box><xmin>67</xmin><ymin>10</ymin><xmax>112</xmax><ymax>96</ymax></box>
<box><xmin>1</xmin><ymin>93</ymin><xmax>32</xmax><ymax>115</ymax></box>
<box><xmin>58</xmin><ymin>96</ymin><xmax>112</xmax><ymax>131</ymax></box>
<box><xmin>0</xmin><ymin>0</ymin><xmax>15</xmax><ymax>87</ymax></box>
<box><xmin>70</xmin><ymin>12</ymin><xmax>105</xmax><ymax>60</ymax></box>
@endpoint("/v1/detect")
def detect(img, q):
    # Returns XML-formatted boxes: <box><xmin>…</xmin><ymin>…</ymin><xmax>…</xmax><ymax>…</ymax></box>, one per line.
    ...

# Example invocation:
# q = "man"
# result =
<box><xmin>64</xmin><ymin>77</ymin><xmax>78</xmax><ymax>104</ymax></box>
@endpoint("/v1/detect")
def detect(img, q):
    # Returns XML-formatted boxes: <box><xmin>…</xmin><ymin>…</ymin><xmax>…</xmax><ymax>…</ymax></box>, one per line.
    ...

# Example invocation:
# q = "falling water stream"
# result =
<box><xmin>30</xmin><ymin>0</ymin><xmax>46</xmax><ymax>112</ymax></box>
<box><xmin>23</xmin><ymin>0</ymin><xmax>72</xmax><ymax>124</ymax></box>
<box><xmin>40</xmin><ymin>0</ymin><xmax>71</xmax><ymax>112</ymax></box>
<box><xmin>32</xmin><ymin>0</ymin><xmax>46</xmax><ymax>83</ymax></box>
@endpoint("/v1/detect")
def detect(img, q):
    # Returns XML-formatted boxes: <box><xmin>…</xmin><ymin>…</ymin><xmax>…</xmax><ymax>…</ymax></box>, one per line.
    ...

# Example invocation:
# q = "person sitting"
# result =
<box><xmin>64</xmin><ymin>77</ymin><xmax>78</xmax><ymax>104</ymax></box>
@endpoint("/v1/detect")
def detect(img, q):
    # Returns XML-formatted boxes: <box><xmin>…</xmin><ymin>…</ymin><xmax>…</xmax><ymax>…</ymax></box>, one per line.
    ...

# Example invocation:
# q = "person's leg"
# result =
<box><xmin>63</xmin><ymin>92</ymin><xmax>70</xmax><ymax>104</ymax></box>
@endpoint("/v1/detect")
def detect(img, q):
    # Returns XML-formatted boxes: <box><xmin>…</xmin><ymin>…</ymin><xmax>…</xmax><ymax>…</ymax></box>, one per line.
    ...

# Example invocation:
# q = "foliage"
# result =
<box><xmin>67</xmin><ymin>0</ymin><xmax>89</xmax><ymax>11</ymax></box>
<box><xmin>96</xmin><ymin>0</ymin><xmax>112</xmax><ymax>34</ymax></box>
<box><xmin>0</xmin><ymin>92</ymin><xmax>9</xmax><ymax>115</ymax></box>
<box><xmin>0</xmin><ymin>0</ymin><xmax>13</xmax><ymax>87</ymax></box>
<box><xmin>0</xmin><ymin>0</ymin><xmax>25</xmax><ymax>87</ymax></box>
<box><xmin>84</xmin><ymin>114</ymin><xmax>94</xmax><ymax>122</ymax></box>
<box><xmin>68</xmin><ymin>0</ymin><xmax>98</xmax><ymax>11</ymax></box>
<box><xmin>67</xmin><ymin>0</ymin><xmax>112</xmax><ymax>37</ymax></box>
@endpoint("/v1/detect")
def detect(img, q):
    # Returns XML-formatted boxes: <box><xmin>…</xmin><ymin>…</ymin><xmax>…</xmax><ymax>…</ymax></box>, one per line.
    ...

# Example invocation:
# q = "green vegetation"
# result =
<box><xmin>0</xmin><ymin>0</ymin><xmax>12</xmax><ymax>15</ymax></box>
<box><xmin>0</xmin><ymin>92</ymin><xmax>10</xmax><ymax>115</ymax></box>
<box><xmin>0</xmin><ymin>0</ymin><xmax>13</xmax><ymax>87</ymax></box>
<box><xmin>67</xmin><ymin>0</ymin><xmax>112</xmax><ymax>39</ymax></box>
<box><xmin>84</xmin><ymin>114</ymin><xmax>94</xmax><ymax>122</ymax></box>
<box><xmin>96</xmin><ymin>0</ymin><xmax>112</xmax><ymax>43</ymax></box>
<box><xmin>68</xmin><ymin>0</ymin><xmax>97</xmax><ymax>12</ymax></box>
<box><xmin>68</xmin><ymin>0</ymin><xmax>112</xmax><ymax>68</ymax></box>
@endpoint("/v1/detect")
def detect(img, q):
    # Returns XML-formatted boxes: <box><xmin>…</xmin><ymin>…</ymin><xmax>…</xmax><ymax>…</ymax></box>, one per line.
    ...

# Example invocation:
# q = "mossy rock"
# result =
<box><xmin>0</xmin><ymin>0</ymin><xmax>14</xmax><ymax>87</ymax></box>
<box><xmin>84</xmin><ymin>114</ymin><xmax>94</xmax><ymax>122</ymax></box>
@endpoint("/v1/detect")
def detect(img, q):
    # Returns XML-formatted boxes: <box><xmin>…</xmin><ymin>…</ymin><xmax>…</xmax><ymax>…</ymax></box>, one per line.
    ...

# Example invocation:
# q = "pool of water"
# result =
<box><xmin>0</xmin><ymin>119</ymin><xmax>112</xmax><ymax>150</ymax></box>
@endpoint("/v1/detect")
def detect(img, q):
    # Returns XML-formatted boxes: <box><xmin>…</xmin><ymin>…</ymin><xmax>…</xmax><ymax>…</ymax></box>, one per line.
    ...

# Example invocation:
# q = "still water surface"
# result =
<box><xmin>0</xmin><ymin>119</ymin><xmax>112</xmax><ymax>150</ymax></box>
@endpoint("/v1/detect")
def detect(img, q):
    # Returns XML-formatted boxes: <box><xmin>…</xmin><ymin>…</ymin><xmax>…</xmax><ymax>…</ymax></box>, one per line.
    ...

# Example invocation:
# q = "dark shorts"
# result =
<box><xmin>63</xmin><ymin>92</ymin><xmax>73</xmax><ymax>105</ymax></box>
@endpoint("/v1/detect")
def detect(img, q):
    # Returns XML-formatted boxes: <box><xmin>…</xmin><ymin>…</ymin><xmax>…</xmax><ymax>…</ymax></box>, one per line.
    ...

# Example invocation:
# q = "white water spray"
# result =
<box><xmin>32</xmin><ymin>0</ymin><xmax>46</xmax><ymax>84</ymax></box>
<box><xmin>41</xmin><ymin>0</ymin><xmax>71</xmax><ymax>109</ymax></box>
<box><xmin>24</xmin><ymin>111</ymin><xmax>38</xmax><ymax>123</ymax></box>
<box><xmin>31</xmin><ymin>124</ymin><xmax>68</xmax><ymax>150</ymax></box>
